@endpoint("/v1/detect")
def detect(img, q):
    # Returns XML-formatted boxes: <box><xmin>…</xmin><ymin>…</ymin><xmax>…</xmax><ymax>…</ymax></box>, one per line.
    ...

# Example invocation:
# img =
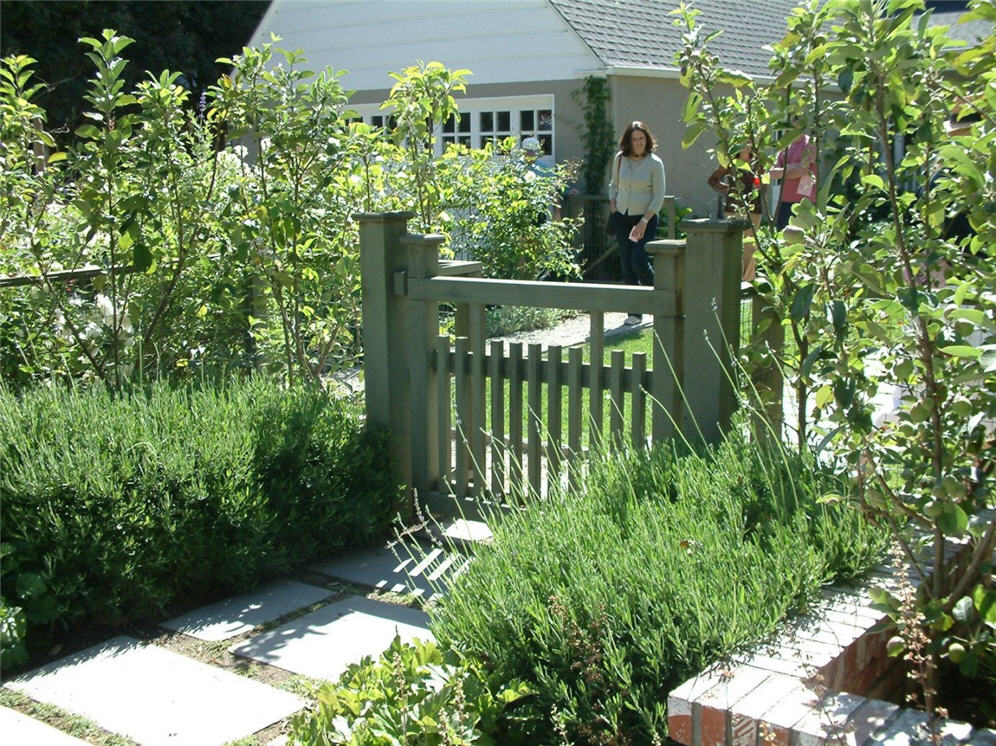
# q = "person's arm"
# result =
<box><xmin>708</xmin><ymin>166</ymin><xmax>730</xmax><ymax>193</ymax></box>
<box><xmin>644</xmin><ymin>156</ymin><xmax>666</xmax><ymax>219</ymax></box>
<box><xmin>608</xmin><ymin>152</ymin><xmax>621</xmax><ymax>213</ymax></box>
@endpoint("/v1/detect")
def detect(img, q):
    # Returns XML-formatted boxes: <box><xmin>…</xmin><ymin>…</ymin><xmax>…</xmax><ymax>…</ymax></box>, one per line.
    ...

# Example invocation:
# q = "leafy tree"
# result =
<box><xmin>675</xmin><ymin>0</ymin><xmax>995</xmax><ymax>725</ymax></box>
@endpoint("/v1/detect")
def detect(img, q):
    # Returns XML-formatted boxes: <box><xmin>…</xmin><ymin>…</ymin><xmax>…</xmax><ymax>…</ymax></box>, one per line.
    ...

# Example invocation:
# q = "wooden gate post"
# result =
<box><xmin>679</xmin><ymin>219</ymin><xmax>747</xmax><ymax>443</ymax></box>
<box><xmin>646</xmin><ymin>239</ymin><xmax>685</xmax><ymax>444</ymax></box>
<box><xmin>356</xmin><ymin>211</ymin><xmax>419</xmax><ymax>498</ymax></box>
<box><xmin>401</xmin><ymin>233</ymin><xmax>444</xmax><ymax>497</ymax></box>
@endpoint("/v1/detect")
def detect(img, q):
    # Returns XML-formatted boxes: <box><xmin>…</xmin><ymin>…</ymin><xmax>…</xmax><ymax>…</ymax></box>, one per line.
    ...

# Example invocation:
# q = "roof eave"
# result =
<box><xmin>606</xmin><ymin>65</ymin><xmax>778</xmax><ymax>85</ymax></box>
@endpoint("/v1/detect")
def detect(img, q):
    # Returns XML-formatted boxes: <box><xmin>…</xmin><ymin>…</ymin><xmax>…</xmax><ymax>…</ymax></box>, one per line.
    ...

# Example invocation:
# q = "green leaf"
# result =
<box><xmin>973</xmin><ymin>586</ymin><xmax>996</xmax><ymax>626</ymax></box>
<box><xmin>940</xmin><ymin>345</ymin><xmax>981</xmax><ymax>359</ymax></box>
<box><xmin>937</xmin><ymin>506</ymin><xmax>968</xmax><ymax>536</ymax></box>
<box><xmin>790</xmin><ymin>284</ymin><xmax>815</xmax><ymax>322</ymax></box>
<box><xmin>861</xmin><ymin>174</ymin><xmax>885</xmax><ymax>190</ymax></box>
<box><xmin>682</xmin><ymin>121</ymin><xmax>708</xmax><ymax>149</ymax></box>
<box><xmin>133</xmin><ymin>243</ymin><xmax>152</xmax><ymax>272</ymax></box>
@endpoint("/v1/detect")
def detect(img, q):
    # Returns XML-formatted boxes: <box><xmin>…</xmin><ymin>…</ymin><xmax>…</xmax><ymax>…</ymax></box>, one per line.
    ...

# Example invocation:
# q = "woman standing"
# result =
<box><xmin>608</xmin><ymin>121</ymin><xmax>666</xmax><ymax>325</ymax></box>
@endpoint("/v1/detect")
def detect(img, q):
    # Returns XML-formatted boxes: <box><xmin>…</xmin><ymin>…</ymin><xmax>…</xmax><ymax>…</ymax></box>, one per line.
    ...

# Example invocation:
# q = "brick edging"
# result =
<box><xmin>667</xmin><ymin>527</ymin><xmax>996</xmax><ymax>745</ymax></box>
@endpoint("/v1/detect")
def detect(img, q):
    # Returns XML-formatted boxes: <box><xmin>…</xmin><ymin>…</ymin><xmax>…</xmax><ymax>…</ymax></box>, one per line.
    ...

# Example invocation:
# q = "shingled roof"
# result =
<box><xmin>548</xmin><ymin>0</ymin><xmax>804</xmax><ymax>78</ymax></box>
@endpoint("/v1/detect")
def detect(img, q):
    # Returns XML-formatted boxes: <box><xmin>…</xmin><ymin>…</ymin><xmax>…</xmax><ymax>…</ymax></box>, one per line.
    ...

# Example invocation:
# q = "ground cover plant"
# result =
<box><xmin>0</xmin><ymin>376</ymin><xmax>400</xmax><ymax>670</ymax></box>
<box><xmin>428</xmin><ymin>429</ymin><xmax>890</xmax><ymax>744</ymax></box>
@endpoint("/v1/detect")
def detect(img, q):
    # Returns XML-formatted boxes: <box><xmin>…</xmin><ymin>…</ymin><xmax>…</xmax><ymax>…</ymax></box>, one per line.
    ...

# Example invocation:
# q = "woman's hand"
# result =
<box><xmin>628</xmin><ymin>219</ymin><xmax>647</xmax><ymax>242</ymax></box>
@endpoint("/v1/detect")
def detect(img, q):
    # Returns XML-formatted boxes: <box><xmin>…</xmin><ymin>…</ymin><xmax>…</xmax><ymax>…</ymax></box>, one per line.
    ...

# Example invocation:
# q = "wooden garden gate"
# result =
<box><xmin>357</xmin><ymin>212</ymin><xmax>745</xmax><ymax>512</ymax></box>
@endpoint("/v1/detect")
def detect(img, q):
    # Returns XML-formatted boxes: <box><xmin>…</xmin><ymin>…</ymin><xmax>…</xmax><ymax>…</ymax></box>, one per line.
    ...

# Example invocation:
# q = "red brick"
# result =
<box><xmin>696</xmin><ymin>666</ymin><xmax>771</xmax><ymax>745</ymax></box>
<box><xmin>729</xmin><ymin>673</ymin><xmax>807</xmax><ymax>746</ymax></box>
<box><xmin>668</xmin><ymin>666</ymin><xmax>727</xmax><ymax>745</ymax></box>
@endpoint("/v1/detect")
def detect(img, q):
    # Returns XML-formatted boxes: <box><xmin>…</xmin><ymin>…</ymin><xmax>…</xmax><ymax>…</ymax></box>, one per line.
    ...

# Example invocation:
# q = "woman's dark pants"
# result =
<box><xmin>613</xmin><ymin>212</ymin><xmax>657</xmax><ymax>287</ymax></box>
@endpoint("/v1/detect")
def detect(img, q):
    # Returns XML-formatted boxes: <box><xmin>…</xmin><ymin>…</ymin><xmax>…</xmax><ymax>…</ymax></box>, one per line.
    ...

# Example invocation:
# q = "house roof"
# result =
<box><xmin>549</xmin><ymin>0</ymin><xmax>805</xmax><ymax>78</ymax></box>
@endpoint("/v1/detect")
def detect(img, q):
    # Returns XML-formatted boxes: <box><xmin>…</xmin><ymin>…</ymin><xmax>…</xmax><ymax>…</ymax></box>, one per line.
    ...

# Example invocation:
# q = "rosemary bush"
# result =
<box><xmin>0</xmin><ymin>377</ymin><xmax>399</xmax><ymax>669</ymax></box>
<box><xmin>430</xmin><ymin>430</ymin><xmax>888</xmax><ymax>744</ymax></box>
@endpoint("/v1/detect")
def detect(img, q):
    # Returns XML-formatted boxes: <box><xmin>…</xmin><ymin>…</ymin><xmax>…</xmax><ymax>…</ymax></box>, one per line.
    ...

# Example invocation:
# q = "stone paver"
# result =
<box><xmin>162</xmin><ymin>580</ymin><xmax>332</xmax><ymax>641</ymax></box>
<box><xmin>0</xmin><ymin>705</ymin><xmax>90</xmax><ymax>745</ymax></box>
<box><xmin>442</xmin><ymin>518</ymin><xmax>493</xmax><ymax>544</ymax></box>
<box><xmin>311</xmin><ymin>541</ymin><xmax>469</xmax><ymax>599</ymax></box>
<box><xmin>3</xmin><ymin>636</ymin><xmax>304</xmax><ymax>746</ymax></box>
<box><xmin>229</xmin><ymin>595</ymin><xmax>432</xmax><ymax>682</ymax></box>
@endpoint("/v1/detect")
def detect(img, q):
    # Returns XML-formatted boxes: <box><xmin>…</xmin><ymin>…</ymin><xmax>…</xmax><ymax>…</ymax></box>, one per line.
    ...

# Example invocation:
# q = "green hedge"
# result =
<box><xmin>429</xmin><ymin>432</ymin><xmax>889</xmax><ymax>744</ymax></box>
<box><xmin>0</xmin><ymin>378</ymin><xmax>400</xmax><ymax>669</ymax></box>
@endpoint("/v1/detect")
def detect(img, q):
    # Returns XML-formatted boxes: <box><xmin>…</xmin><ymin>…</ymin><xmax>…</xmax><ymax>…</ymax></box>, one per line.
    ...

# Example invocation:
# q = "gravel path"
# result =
<box><xmin>490</xmin><ymin>312</ymin><xmax>651</xmax><ymax>350</ymax></box>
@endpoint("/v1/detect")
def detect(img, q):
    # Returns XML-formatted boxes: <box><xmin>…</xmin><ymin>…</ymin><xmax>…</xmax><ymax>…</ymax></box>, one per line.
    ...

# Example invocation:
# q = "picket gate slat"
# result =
<box><xmin>547</xmin><ymin>345</ymin><xmax>563</xmax><ymax>485</ymax></box>
<box><xmin>436</xmin><ymin>336</ymin><xmax>451</xmax><ymax>491</ymax></box>
<box><xmin>508</xmin><ymin>342</ymin><xmax>524</xmax><ymax>497</ymax></box>
<box><xmin>469</xmin><ymin>305</ymin><xmax>486</xmax><ymax>495</ymax></box>
<box><xmin>609</xmin><ymin>349</ymin><xmax>625</xmax><ymax>442</ymax></box>
<box><xmin>526</xmin><ymin>343</ymin><xmax>542</xmax><ymax>499</ymax></box>
<box><xmin>489</xmin><ymin>340</ymin><xmax>505</xmax><ymax>497</ymax></box>
<box><xmin>631</xmin><ymin>352</ymin><xmax>647</xmax><ymax>449</ymax></box>
<box><xmin>454</xmin><ymin>336</ymin><xmax>470</xmax><ymax>498</ymax></box>
<box><xmin>589</xmin><ymin>312</ymin><xmax>604</xmax><ymax>446</ymax></box>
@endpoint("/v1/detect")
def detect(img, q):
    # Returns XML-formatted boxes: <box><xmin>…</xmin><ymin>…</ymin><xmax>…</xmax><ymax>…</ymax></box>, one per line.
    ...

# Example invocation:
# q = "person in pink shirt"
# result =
<box><xmin>770</xmin><ymin>133</ymin><xmax>816</xmax><ymax>229</ymax></box>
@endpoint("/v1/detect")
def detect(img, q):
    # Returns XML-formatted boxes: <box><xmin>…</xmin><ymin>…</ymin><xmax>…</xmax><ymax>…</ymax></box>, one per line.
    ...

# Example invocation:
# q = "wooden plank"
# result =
<box><xmin>436</xmin><ymin>336</ymin><xmax>452</xmax><ymax>493</ymax></box>
<box><xmin>589</xmin><ymin>312</ymin><xmax>604</xmax><ymax>447</ymax></box>
<box><xmin>469</xmin><ymin>303</ymin><xmax>486</xmax><ymax>496</ymax></box>
<box><xmin>489</xmin><ymin>340</ymin><xmax>505</xmax><ymax>497</ymax></box>
<box><xmin>406</xmin><ymin>276</ymin><xmax>676</xmax><ymax>316</ymax></box>
<box><xmin>508</xmin><ymin>342</ymin><xmax>524</xmax><ymax>500</ymax></box>
<box><xmin>609</xmin><ymin>349</ymin><xmax>625</xmax><ymax>444</ymax></box>
<box><xmin>631</xmin><ymin>352</ymin><xmax>647</xmax><ymax>449</ymax></box>
<box><xmin>567</xmin><ymin>346</ymin><xmax>583</xmax><ymax>488</ymax></box>
<box><xmin>526</xmin><ymin>343</ymin><xmax>542</xmax><ymax>499</ymax></box>
<box><xmin>547</xmin><ymin>345</ymin><xmax>563</xmax><ymax>486</ymax></box>
<box><xmin>454</xmin><ymin>336</ymin><xmax>470</xmax><ymax>498</ymax></box>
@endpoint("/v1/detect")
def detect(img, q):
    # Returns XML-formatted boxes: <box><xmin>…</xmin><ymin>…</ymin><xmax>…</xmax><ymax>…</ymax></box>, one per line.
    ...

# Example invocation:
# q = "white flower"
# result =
<box><xmin>84</xmin><ymin>321</ymin><xmax>101</xmax><ymax>340</ymax></box>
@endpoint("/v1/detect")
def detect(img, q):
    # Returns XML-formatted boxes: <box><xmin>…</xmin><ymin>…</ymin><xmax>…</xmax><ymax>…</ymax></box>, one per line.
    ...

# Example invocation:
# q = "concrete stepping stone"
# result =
<box><xmin>311</xmin><ymin>542</ymin><xmax>469</xmax><ymax>599</ymax></box>
<box><xmin>0</xmin><ymin>705</ymin><xmax>90</xmax><ymax>745</ymax></box>
<box><xmin>4</xmin><ymin>636</ymin><xmax>304</xmax><ymax>746</ymax></box>
<box><xmin>229</xmin><ymin>595</ymin><xmax>432</xmax><ymax>682</ymax></box>
<box><xmin>162</xmin><ymin>580</ymin><xmax>331</xmax><ymax>641</ymax></box>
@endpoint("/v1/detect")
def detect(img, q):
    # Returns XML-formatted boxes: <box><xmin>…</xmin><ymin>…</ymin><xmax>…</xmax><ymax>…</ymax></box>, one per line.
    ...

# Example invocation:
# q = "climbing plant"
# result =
<box><xmin>572</xmin><ymin>75</ymin><xmax>614</xmax><ymax>194</ymax></box>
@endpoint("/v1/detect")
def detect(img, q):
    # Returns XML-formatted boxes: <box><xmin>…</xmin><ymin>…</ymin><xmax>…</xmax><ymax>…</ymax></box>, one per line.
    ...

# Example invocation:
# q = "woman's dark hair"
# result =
<box><xmin>619</xmin><ymin>120</ymin><xmax>656</xmax><ymax>156</ymax></box>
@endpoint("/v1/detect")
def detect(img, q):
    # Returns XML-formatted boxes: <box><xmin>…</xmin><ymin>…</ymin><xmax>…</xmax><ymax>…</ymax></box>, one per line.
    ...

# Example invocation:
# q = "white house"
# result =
<box><xmin>247</xmin><ymin>0</ymin><xmax>988</xmax><ymax>216</ymax></box>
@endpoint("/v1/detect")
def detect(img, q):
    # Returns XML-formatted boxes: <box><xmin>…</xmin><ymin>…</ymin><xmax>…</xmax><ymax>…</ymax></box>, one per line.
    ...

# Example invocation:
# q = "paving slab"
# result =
<box><xmin>162</xmin><ymin>580</ymin><xmax>332</xmax><ymax>641</ymax></box>
<box><xmin>0</xmin><ymin>705</ymin><xmax>90</xmax><ymax>745</ymax></box>
<box><xmin>229</xmin><ymin>595</ymin><xmax>432</xmax><ymax>682</ymax></box>
<box><xmin>311</xmin><ymin>542</ymin><xmax>469</xmax><ymax>599</ymax></box>
<box><xmin>3</xmin><ymin>636</ymin><xmax>304</xmax><ymax>746</ymax></box>
<box><xmin>442</xmin><ymin>518</ymin><xmax>493</xmax><ymax>544</ymax></box>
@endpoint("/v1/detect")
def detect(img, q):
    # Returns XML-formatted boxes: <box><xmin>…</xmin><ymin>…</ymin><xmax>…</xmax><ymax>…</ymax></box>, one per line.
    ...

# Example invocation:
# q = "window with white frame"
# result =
<box><xmin>351</xmin><ymin>95</ymin><xmax>556</xmax><ymax>158</ymax></box>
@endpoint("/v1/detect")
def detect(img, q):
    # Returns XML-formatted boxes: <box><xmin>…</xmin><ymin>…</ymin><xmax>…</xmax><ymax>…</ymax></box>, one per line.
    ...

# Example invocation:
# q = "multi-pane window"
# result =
<box><xmin>351</xmin><ymin>95</ymin><xmax>555</xmax><ymax>158</ymax></box>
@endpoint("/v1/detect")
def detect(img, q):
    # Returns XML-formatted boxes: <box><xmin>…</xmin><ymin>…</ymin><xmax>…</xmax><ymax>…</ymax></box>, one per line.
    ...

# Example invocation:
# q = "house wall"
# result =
<box><xmin>610</xmin><ymin>74</ymin><xmax>719</xmax><ymax>218</ymax></box>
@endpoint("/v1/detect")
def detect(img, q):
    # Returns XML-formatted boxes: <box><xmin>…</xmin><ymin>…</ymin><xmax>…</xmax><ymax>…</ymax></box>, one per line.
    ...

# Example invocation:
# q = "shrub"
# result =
<box><xmin>0</xmin><ymin>377</ymin><xmax>400</xmax><ymax>667</ymax></box>
<box><xmin>288</xmin><ymin>635</ymin><xmax>532</xmax><ymax>745</ymax></box>
<box><xmin>429</xmin><ymin>431</ymin><xmax>889</xmax><ymax>744</ymax></box>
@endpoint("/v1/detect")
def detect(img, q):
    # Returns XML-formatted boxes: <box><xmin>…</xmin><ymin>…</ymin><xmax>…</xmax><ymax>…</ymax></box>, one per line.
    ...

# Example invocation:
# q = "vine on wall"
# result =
<box><xmin>572</xmin><ymin>75</ymin><xmax>614</xmax><ymax>195</ymax></box>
